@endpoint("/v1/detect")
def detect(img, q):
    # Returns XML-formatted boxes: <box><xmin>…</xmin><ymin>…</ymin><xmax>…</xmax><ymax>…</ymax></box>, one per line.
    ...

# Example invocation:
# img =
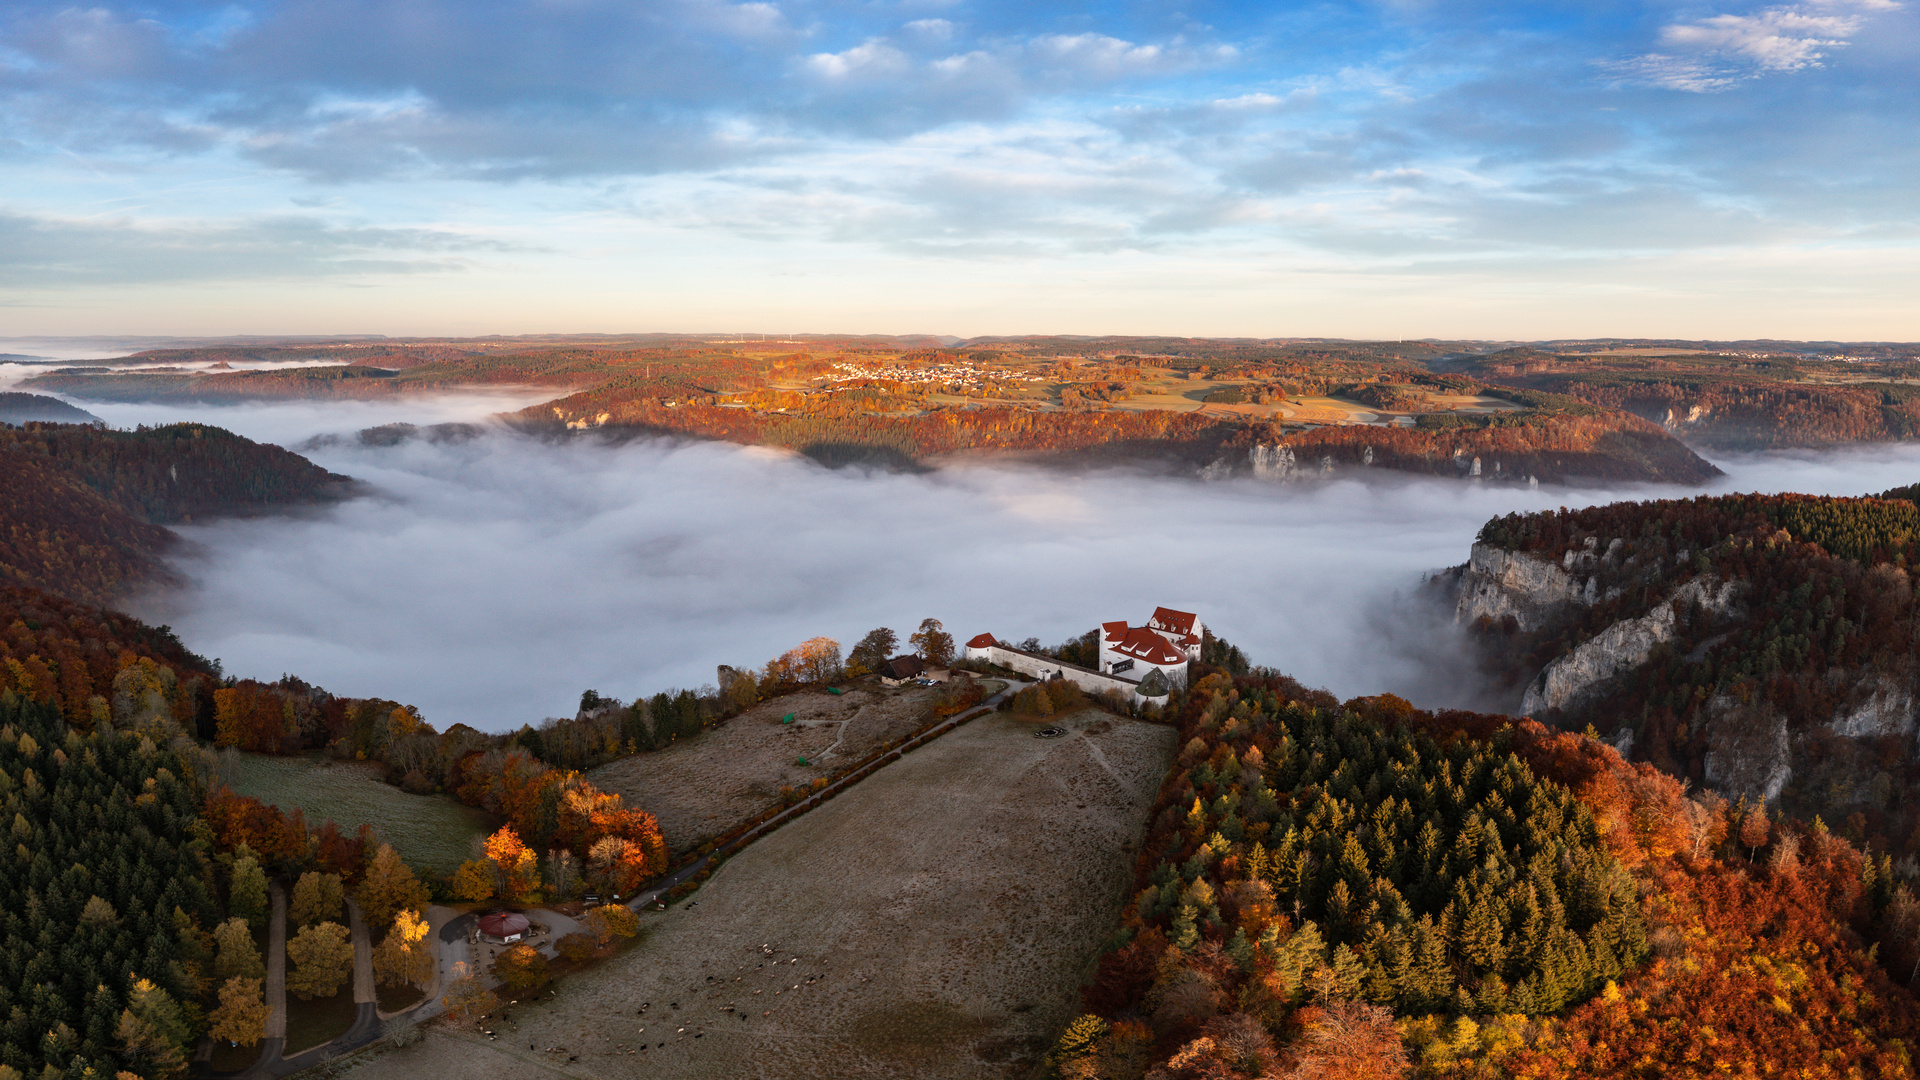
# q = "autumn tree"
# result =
<box><xmin>582</xmin><ymin>903</ymin><xmax>638</xmax><ymax>945</ymax></box>
<box><xmin>452</xmin><ymin>859</ymin><xmax>495</xmax><ymax>903</ymax></box>
<box><xmin>441</xmin><ymin>974</ymin><xmax>499</xmax><ymax>1021</ymax></box>
<box><xmin>372</xmin><ymin>909</ymin><xmax>435</xmax><ymax>990</ymax></box>
<box><xmin>208</xmin><ymin>976</ymin><xmax>269</xmax><ymax>1047</ymax></box>
<box><xmin>493</xmin><ymin>944</ymin><xmax>550</xmax><ymax>990</ymax></box>
<box><xmin>909</xmin><ymin>618</ymin><xmax>954</xmax><ymax>667</ymax></box>
<box><xmin>286</xmin><ymin>921</ymin><xmax>354</xmax><ymax>1000</ymax></box>
<box><xmin>557</xmin><ymin>933</ymin><xmax>596</xmax><ymax>962</ymax></box>
<box><xmin>289</xmin><ymin>871</ymin><xmax>344</xmax><ymax>928</ymax></box>
<box><xmin>545</xmin><ymin>849</ymin><xmax>580</xmax><ymax>899</ymax></box>
<box><xmin>1741</xmin><ymin>802</ymin><xmax>1772</xmax><ymax>861</ymax></box>
<box><xmin>356</xmin><ymin>844</ymin><xmax>430</xmax><ymax>931</ymax></box>
<box><xmin>213</xmin><ymin>917</ymin><xmax>264</xmax><ymax>981</ymax></box>
<box><xmin>484</xmin><ymin>825</ymin><xmax>540</xmax><ymax>902</ymax></box>
<box><xmin>847</xmin><ymin>627</ymin><xmax>897</xmax><ymax>678</ymax></box>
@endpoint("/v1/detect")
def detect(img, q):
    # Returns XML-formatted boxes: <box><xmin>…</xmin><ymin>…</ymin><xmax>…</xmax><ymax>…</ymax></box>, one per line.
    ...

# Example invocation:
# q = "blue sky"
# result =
<box><xmin>1</xmin><ymin>0</ymin><xmax>1914</xmax><ymax>338</ymax></box>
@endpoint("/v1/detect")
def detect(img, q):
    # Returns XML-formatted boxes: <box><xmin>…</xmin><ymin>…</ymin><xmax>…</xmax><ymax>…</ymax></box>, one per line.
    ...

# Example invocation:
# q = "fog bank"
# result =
<box><xmin>74</xmin><ymin>397</ymin><xmax>1920</xmax><ymax>732</ymax></box>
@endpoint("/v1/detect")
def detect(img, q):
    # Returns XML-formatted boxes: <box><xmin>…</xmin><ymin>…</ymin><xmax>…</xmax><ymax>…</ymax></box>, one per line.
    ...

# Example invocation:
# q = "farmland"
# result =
<box><xmin>343</xmin><ymin>705</ymin><xmax>1177</xmax><ymax>1080</ymax></box>
<box><xmin>220</xmin><ymin>752</ymin><xmax>494</xmax><ymax>875</ymax></box>
<box><xmin>589</xmin><ymin>680</ymin><xmax>1002</xmax><ymax>854</ymax></box>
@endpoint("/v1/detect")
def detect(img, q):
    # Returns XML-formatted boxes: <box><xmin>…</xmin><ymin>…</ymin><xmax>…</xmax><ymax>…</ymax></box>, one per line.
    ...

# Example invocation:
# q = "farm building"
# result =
<box><xmin>479</xmin><ymin>911</ymin><xmax>530</xmax><ymax>944</ymax></box>
<box><xmin>880</xmin><ymin>655</ymin><xmax>925</xmax><ymax>687</ymax></box>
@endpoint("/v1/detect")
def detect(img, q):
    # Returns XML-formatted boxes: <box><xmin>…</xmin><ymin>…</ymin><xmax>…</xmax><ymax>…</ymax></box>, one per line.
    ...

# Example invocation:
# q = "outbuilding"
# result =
<box><xmin>478</xmin><ymin>911</ymin><xmax>530</xmax><ymax>944</ymax></box>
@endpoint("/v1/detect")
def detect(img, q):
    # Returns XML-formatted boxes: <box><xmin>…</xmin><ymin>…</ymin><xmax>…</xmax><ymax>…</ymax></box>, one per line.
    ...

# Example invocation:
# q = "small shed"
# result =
<box><xmin>478</xmin><ymin>911</ymin><xmax>530</xmax><ymax>944</ymax></box>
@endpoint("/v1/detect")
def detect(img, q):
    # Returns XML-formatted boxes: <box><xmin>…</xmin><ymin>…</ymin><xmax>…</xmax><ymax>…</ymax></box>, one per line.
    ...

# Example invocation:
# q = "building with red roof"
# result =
<box><xmin>961</xmin><ymin>608</ymin><xmax>1201</xmax><ymax>700</ymax></box>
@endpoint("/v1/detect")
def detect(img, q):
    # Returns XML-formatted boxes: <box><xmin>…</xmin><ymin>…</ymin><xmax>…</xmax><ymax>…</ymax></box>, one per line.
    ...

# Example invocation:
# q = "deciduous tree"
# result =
<box><xmin>286</xmin><ymin>921</ymin><xmax>354</xmax><ymax>1000</ymax></box>
<box><xmin>356</xmin><ymin>844</ymin><xmax>430</xmax><ymax>932</ymax></box>
<box><xmin>289</xmin><ymin>871</ymin><xmax>344</xmax><ymax>928</ymax></box>
<box><xmin>493</xmin><ymin>944</ymin><xmax>550</xmax><ymax>990</ymax></box>
<box><xmin>208</xmin><ymin>977</ymin><xmax>268</xmax><ymax>1047</ymax></box>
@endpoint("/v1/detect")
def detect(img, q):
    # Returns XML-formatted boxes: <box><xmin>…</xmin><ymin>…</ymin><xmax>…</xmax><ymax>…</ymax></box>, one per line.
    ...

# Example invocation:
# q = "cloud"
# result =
<box><xmin>1606</xmin><ymin>0</ymin><xmax>1900</xmax><ymax>90</ymax></box>
<box><xmin>0</xmin><ymin>210</ymin><xmax>498</xmax><ymax>285</ymax></box>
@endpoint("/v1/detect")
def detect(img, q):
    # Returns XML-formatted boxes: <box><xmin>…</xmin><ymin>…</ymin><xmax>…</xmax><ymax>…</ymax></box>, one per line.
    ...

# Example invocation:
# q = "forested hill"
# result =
<box><xmin>1455</xmin><ymin>489</ymin><xmax>1920</xmax><ymax>872</ymax></box>
<box><xmin>0</xmin><ymin>423</ymin><xmax>351</xmax><ymax>605</ymax></box>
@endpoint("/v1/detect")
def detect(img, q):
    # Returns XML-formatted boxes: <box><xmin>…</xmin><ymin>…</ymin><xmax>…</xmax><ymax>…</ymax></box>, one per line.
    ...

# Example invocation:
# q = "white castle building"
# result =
<box><xmin>964</xmin><ymin>606</ymin><xmax>1203</xmax><ymax>703</ymax></box>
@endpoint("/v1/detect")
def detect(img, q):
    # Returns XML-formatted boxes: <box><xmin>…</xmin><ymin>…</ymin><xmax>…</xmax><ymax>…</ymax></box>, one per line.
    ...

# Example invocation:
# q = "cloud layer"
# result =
<box><xmin>91</xmin><ymin>396</ymin><xmax>1920</xmax><ymax>732</ymax></box>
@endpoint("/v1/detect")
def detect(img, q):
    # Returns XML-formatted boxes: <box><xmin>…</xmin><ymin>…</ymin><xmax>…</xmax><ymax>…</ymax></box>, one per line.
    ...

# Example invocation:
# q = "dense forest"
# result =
<box><xmin>1463</xmin><ymin>490</ymin><xmax>1920</xmax><ymax>880</ymax></box>
<box><xmin>0</xmin><ymin>423</ymin><xmax>349</xmax><ymax>606</ymax></box>
<box><xmin>1056</xmin><ymin>670</ymin><xmax>1920</xmax><ymax>1079</ymax></box>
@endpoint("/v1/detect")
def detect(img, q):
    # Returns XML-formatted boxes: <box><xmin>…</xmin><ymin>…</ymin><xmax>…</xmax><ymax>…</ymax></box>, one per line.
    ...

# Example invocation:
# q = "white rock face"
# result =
<box><xmin>1249</xmin><ymin>445</ymin><xmax>1299</xmax><ymax>481</ymax></box>
<box><xmin>1519</xmin><ymin>576</ymin><xmax>1739</xmax><ymax>715</ymax></box>
<box><xmin>1453</xmin><ymin>543</ymin><xmax>1582</xmax><ymax>633</ymax></box>
<box><xmin>1832</xmin><ymin>682</ymin><xmax>1917</xmax><ymax>739</ymax></box>
<box><xmin>1705</xmin><ymin>699</ymin><xmax>1791</xmax><ymax>805</ymax></box>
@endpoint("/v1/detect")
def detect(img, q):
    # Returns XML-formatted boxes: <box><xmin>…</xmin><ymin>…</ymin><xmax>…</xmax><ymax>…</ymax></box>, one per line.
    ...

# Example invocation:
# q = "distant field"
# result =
<box><xmin>222</xmin><ymin>754</ymin><xmax>493</xmax><ymax>876</ymax></box>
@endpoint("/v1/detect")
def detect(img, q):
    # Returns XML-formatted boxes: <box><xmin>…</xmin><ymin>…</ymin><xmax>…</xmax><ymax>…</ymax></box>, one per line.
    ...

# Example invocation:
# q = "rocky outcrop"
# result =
<box><xmin>1831</xmin><ymin>680</ymin><xmax>1917</xmax><ymax>740</ymax></box>
<box><xmin>1704</xmin><ymin>697</ymin><xmax>1792</xmax><ymax>805</ymax></box>
<box><xmin>1519</xmin><ymin>576</ymin><xmax>1740</xmax><ymax>716</ymax></box>
<box><xmin>1453</xmin><ymin>543</ymin><xmax>1583</xmax><ymax>633</ymax></box>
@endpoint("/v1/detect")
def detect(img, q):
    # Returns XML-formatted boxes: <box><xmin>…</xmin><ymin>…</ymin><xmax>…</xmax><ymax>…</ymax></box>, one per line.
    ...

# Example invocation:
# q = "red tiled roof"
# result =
<box><xmin>1150</xmin><ymin>606</ymin><xmax>1197</xmax><ymax>636</ymax></box>
<box><xmin>1101</xmin><ymin>620</ymin><xmax>1129</xmax><ymax>640</ymax></box>
<box><xmin>1110</xmin><ymin>627</ymin><xmax>1185</xmax><ymax>666</ymax></box>
<box><xmin>967</xmin><ymin>632</ymin><xmax>997</xmax><ymax>648</ymax></box>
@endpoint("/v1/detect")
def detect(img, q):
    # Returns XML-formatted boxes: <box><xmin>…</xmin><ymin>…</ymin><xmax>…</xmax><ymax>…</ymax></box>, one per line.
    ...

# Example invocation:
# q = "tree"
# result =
<box><xmin>484</xmin><ymin>825</ymin><xmax>540</xmax><ymax>902</ymax></box>
<box><xmin>442</xmin><ymin>974</ymin><xmax>499</xmax><ymax>1021</ymax></box>
<box><xmin>286</xmin><ymin>921</ymin><xmax>354</xmax><ymax>1000</ymax></box>
<box><xmin>214</xmin><ymin>917</ymin><xmax>265</xmax><ymax>981</ymax></box>
<box><xmin>289</xmin><ymin>871</ymin><xmax>344</xmax><ymax>928</ymax></box>
<box><xmin>909</xmin><ymin>618</ymin><xmax>954</xmax><ymax>667</ymax></box>
<box><xmin>208</xmin><ymin>976</ymin><xmax>269</xmax><ymax>1047</ymax></box>
<box><xmin>847</xmin><ymin>628</ymin><xmax>897</xmax><ymax>678</ymax></box>
<box><xmin>228</xmin><ymin>848</ymin><xmax>269</xmax><ymax>929</ymax></box>
<box><xmin>373</xmin><ymin>909</ymin><xmax>434</xmax><ymax>989</ymax></box>
<box><xmin>493</xmin><ymin>943</ymin><xmax>550</xmax><ymax>990</ymax></box>
<box><xmin>116</xmin><ymin>978</ymin><xmax>189</xmax><ymax>1079</ymax></box>
<box><xmin>557</xmin><ymin>932</ymin><xmax>596</xmax><ymax>961</ymax></box>
<box><xmin>357</xmin><ymin>843</ymin><xmax>431</xmax><ymax>931</ymax></box>
<box><xmin>582</xmin><ymin>903</ymin><xmax>638</xmax><ymax>945</ymax></box>
<box><xmin>1741</xmin><ymin>802</ymin><xmax>1771</xmax><ymax>861</ymax></box>
<box><xmin>453</xmin><ymin>859</ymin><xmax>495</xmax><ymax>903</ymax></box>
<box><xmin>545</xmin><ymin>848</ymin><xmax>580</xmax><ymax>899</ymax></box>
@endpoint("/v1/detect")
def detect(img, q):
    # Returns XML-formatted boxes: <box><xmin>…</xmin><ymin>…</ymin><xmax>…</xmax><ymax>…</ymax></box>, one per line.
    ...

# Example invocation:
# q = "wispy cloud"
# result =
<box><xmin>1606</xmin><ymin>0</ymin><xmax>1900</xmax><ymax>90</ymax></box>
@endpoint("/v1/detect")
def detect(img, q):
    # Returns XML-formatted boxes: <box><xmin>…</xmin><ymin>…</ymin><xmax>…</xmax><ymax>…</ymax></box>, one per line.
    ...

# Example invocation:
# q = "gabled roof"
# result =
<box><xmin>966</xmin><ymin>632</ymin><xmax>998</xmax><ymax>649</ymax></box>
<box><xmin>1101</xmin><ymin>620</ymin><xmax>1130</xmax><ymax>640</ymax></box>
<box><xmin>1109</xmin><ymin>627</ymin><xmax>1185</xmax><ymax>666</ymax></box>
<box><xmin>1150</xmin><ymin>607</ymin><xmax>1198</xmax><ymax>636</ymax></box>
<box><xmin>883</xmin><ymin>655</ymin><xmax>925</xmax><ymax>680</ymax></box>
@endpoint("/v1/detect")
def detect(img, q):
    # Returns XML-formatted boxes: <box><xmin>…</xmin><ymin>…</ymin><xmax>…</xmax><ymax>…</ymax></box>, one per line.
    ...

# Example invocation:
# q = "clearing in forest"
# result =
<box><xmin>221</xmin><ymin>752</ymin><xmax>493</xmax><ymax>875</ymax></box>
<box><xmin>348</xmin><ymin>706</ymin><xmax>1176</xmax><ymax>1080</ymax></box>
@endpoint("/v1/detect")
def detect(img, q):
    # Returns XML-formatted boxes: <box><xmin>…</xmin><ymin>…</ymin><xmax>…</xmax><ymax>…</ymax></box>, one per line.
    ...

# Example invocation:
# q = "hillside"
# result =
<box><xmin>0</xmin><ymin>392</ymin><xmax>100</xmax><ymax>425</ymax></box>
<box><xmin>26</xmin><ymin>341</ymin><xmax>1722</xmax><ymax>482</ymax></box>
<box><xmin>1460</xmin><ymin>349</ymin><xmax>1920</xmax><ymax>451</ymax></box>
<box><xmin>0</xmin><ymin>423</ymin><xmax>351</xmax><ymax>605</ymax></box>
<box><xmin>1446</xmin><ymin>489</ymin><xmax>1920</xmax><ymax>864</ymax></box>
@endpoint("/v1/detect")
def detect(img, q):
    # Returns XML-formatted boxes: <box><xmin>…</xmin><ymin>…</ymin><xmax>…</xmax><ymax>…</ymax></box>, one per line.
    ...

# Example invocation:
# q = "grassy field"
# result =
<box><xmin>222</xmin><ymin>754</ymin><xmax>493</xmax><ymax>876</ymax></box>
<box><xmin>349</xmin><ymin>707</ymin><xmax>1178</xmax><ymax>1080</ymax></box>
<box><xmin>285</xmin><ymin>987</ymin><xmax>358</xmax><ymax>1056</ymax></box>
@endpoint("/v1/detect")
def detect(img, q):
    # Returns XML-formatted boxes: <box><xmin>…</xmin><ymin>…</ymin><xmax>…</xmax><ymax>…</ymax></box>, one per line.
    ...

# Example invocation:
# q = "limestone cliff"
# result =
<box><xmin>1519</xmin><ymin>576</ymin><xmax>1740</xmax><ymax>715</ymax></box>
<box><xmin>1452</xmin><ymin>542</ymin><xmax>1583</xmax><ymax>633</ymax></box>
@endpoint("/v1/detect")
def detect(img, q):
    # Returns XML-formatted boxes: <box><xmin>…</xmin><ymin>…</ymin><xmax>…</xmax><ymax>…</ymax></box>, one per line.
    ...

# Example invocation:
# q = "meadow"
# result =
<box><xmin>221</xmin><ymin>752</ymin><xmax>494</xmax><ymax>875</ymax></box>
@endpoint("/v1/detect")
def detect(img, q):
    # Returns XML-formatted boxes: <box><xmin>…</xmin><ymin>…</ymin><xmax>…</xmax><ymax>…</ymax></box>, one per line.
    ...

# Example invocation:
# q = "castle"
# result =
<box><xmin>965</xmin><ymin>606</ymin><xmax>1202</xmax><ymax>703</ymax></box>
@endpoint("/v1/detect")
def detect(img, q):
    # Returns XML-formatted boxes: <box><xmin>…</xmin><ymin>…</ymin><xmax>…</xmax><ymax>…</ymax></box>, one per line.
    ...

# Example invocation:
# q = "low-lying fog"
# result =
<box><xmin>48</xmin><ymin>391</ymin><xmax>1920</xmax><ymax>732</ymax></box>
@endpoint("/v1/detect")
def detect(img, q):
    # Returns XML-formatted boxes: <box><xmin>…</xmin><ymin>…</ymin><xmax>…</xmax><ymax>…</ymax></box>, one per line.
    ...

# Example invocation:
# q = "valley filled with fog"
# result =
<box><xmin>31</xmin><ymin>388</ymin><xmax>1920</xmax><ymax>732</ymax></box>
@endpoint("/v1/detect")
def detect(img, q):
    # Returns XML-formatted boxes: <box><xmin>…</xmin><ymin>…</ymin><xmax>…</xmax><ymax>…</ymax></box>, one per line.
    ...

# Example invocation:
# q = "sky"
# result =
<box><xmin>60</xmin><ymin>389</ymin><xmax>1920</xmax><ymax>732</ymax></box>
<box><xmin>2</xmin><ymin>0</ymin><xmax>1916</xmax><ymax>339</ymax></box>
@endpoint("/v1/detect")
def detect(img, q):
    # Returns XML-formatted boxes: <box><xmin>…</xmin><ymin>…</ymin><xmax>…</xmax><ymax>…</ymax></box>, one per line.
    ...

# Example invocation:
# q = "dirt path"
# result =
<box><xmin>265</xmin><ymin>882</ymin><xmax>288</xmax><ymax>1041</ymax></box>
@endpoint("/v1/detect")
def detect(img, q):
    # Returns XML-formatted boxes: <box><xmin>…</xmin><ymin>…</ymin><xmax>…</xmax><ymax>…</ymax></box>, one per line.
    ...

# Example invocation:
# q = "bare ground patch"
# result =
<box><xmin>342</xmin><ymin>707</ymin><xmax>1175</xmax><ymax>1080</ymax></box>
<box><xmin>589</xmin><ymin>682</ymin><xmax>998</xmax><ymax>854</ymax></box>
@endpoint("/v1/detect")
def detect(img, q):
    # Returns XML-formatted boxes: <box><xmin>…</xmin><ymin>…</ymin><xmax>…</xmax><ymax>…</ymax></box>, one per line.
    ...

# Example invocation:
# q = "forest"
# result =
<box><xmin>0</xmin><ymin>422</ymin><xmax>350</xmax><ymax>606</ymax></box>
<box><xmin>1055</xmin><ymin>670</ymin><xmax>1920</xmax><ymax>1079</ymax></box>
<box><xmin>1465</xmin><ymin>490</ymin><xmax>1920</xmax><ymax>887</ymax></box>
